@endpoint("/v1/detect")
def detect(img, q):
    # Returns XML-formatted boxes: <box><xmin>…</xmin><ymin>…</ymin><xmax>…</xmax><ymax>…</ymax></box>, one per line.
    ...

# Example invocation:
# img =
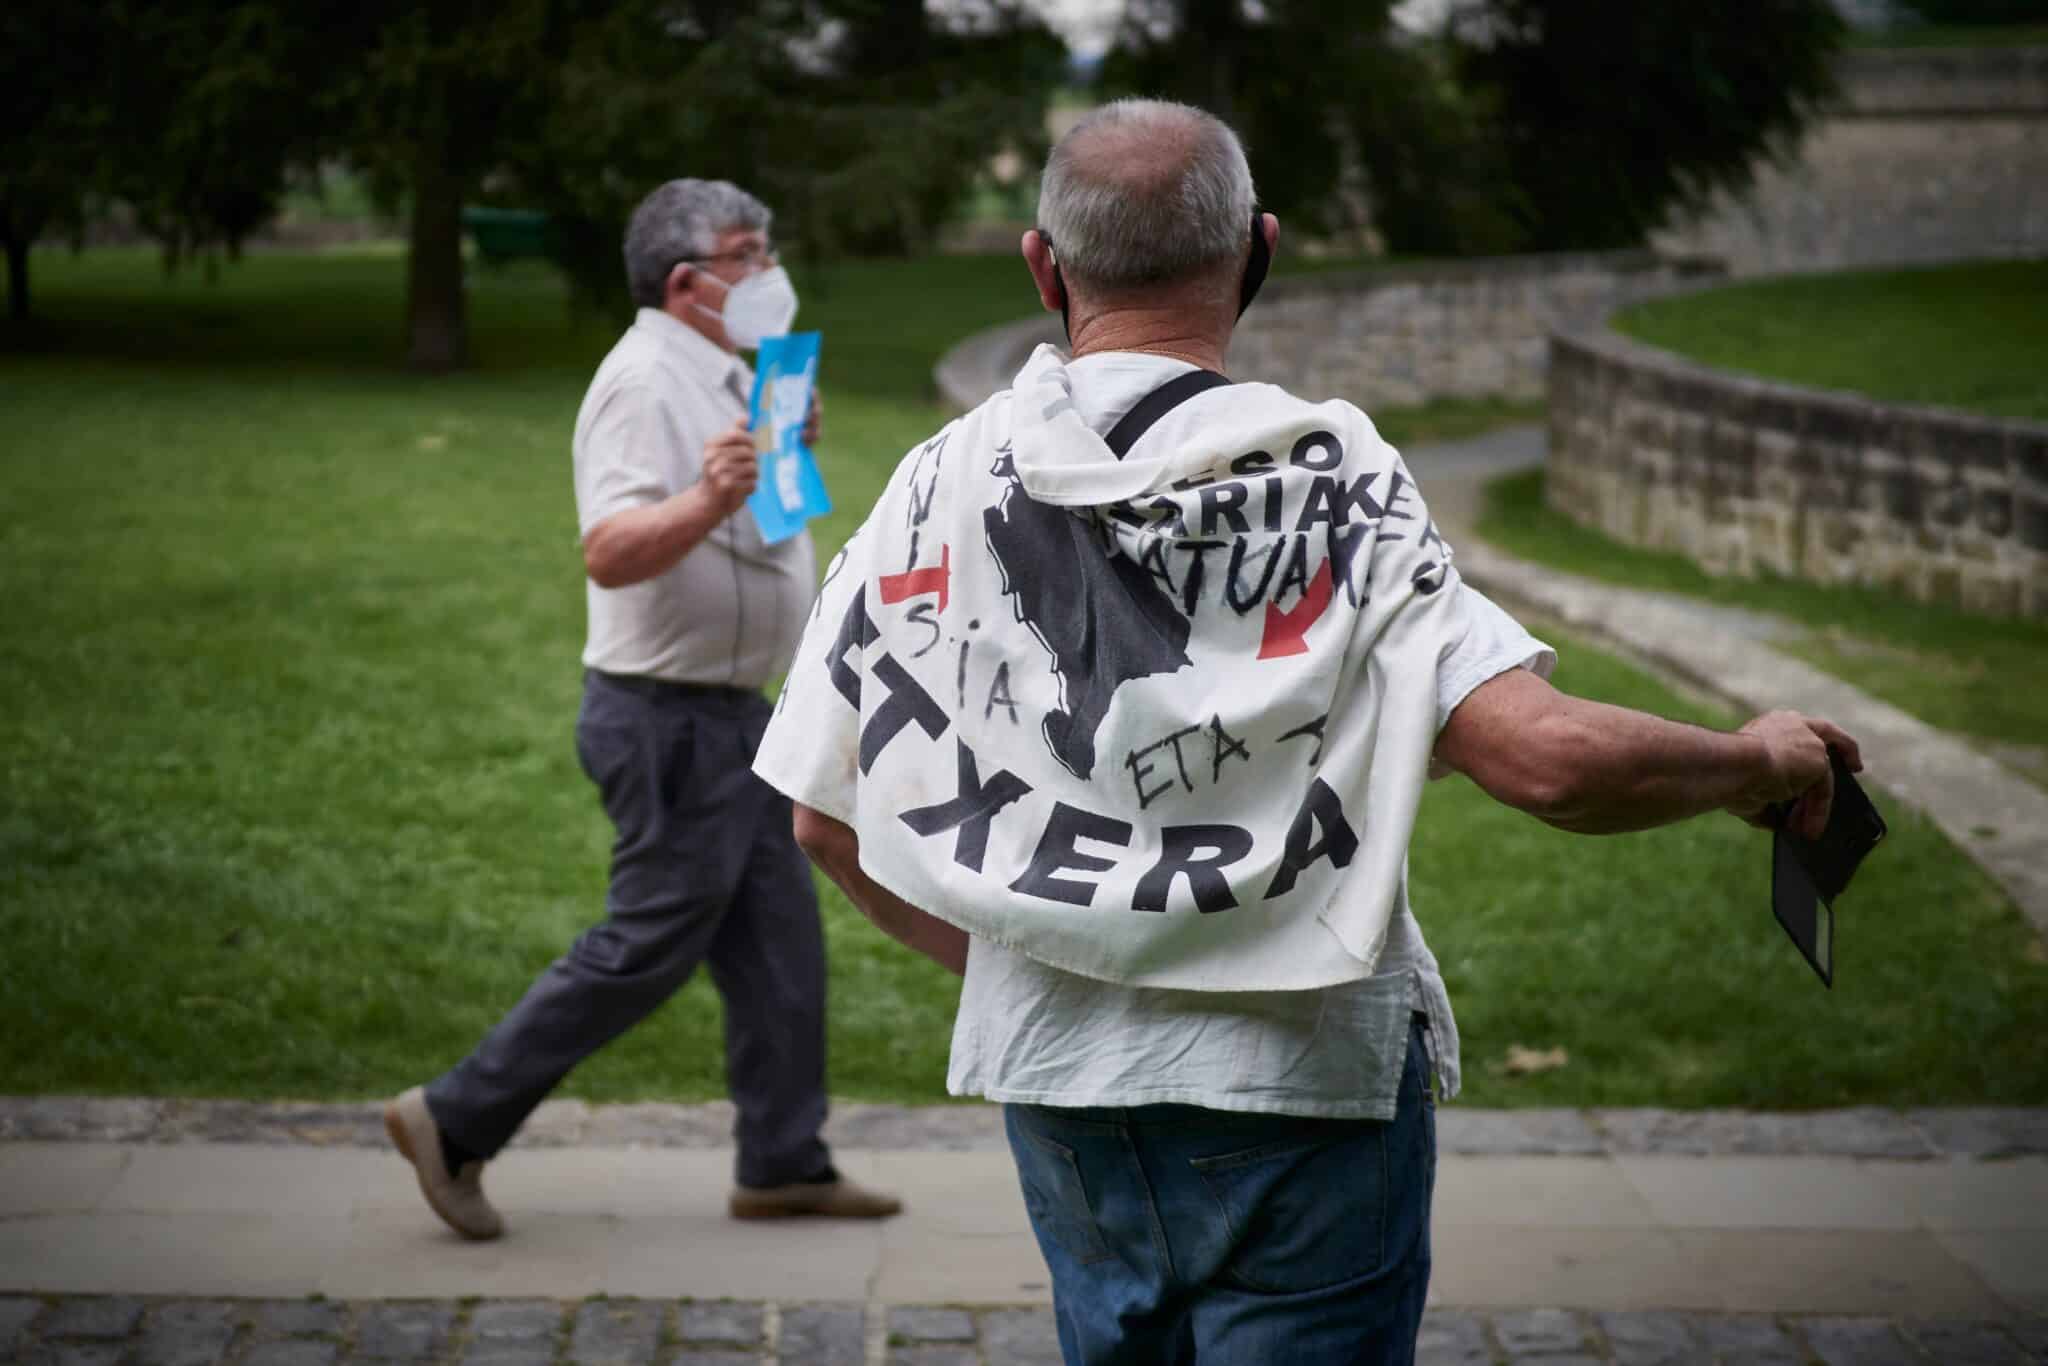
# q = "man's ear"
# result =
<box><xmin>665</xmin><ymin>260</ymin><xmax>693</xmax><ymax>303</ymax></box>
<box><xmin>1020</xmin><ymin>229</ymin><xmax>1063</xmax><ymax>314</ymax></box>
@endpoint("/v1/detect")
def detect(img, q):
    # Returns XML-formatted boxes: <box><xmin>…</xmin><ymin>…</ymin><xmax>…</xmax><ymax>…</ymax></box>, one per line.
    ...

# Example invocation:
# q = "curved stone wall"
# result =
<box><xmin>1654</xmin><ymin>47</ymin><xmax>2048</xmax><ymax>276</ymax></box>
<box><xmin>935</xmin><ymin>251</ymin><xmax>1724</xmax><ymax>413</ymax></box>
<box><xmin>1546</xmin><ymin>328</ymin><xmax>2048</xmax><ymax>618</ymax></box>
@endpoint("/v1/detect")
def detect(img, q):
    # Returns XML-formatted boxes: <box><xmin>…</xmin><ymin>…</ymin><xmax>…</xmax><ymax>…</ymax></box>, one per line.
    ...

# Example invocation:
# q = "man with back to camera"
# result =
<box><xmin>384</xmin><ymin>178</ymin><xmax>899</xmax><ymax>1241</ymax></box>
<box><xmin>749</xmin><ymin>101</ymin><xmax>1859</xmax><ymax>1362</ymax></box>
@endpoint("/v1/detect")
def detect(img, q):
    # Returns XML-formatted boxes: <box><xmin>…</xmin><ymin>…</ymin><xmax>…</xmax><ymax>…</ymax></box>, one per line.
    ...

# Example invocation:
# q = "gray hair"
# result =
<box><xmin>1037</xmin><ymin>99</ymin><xmax>1255</xmax><ymax>291</ymax></box>
<box><xmin>623</xmin><ymin>178</ymin><xmax>773</xmax><ymax>308</ymax></box>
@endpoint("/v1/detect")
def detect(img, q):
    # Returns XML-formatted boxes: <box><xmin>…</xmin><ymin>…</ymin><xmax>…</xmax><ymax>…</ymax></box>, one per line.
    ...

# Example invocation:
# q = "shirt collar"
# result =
<box><xmin>634</xmin><ymin>307</ymin><xmax>749</xmax><ymax>387</ymax></box>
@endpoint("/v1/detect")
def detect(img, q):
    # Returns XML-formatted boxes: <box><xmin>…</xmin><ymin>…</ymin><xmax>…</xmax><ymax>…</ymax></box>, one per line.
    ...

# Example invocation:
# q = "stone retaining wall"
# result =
<box><xmin>1222</xmin><ymin>252</ymin><xmax>1725</xmax><ymax>408</ymax></box>
<box><xmin>933</xmin><ymin>252</ymin><xmax>1729</xmax><ymax>415</ymax></box>
<box><xmin>1546</xmin><ymin>328</ymin><xmax>2048</xmax><ymax>617</ymax></box>
<box><xmin>1655</xmin><ymin>47</ymin><xmax>2048</xmax><ymax>275</ymax></box>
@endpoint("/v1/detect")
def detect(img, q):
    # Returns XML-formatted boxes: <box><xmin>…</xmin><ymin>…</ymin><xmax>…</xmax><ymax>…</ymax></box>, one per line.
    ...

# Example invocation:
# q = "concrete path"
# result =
<box><xmin>3</xmin><ymin>1100</ymin><xmax>2046</xmax><ymax>1325</ymax></box>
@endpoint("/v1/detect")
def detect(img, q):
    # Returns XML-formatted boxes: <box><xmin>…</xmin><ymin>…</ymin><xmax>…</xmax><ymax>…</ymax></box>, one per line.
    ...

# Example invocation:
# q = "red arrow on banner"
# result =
<box><xmin>1258</xmin><ymin>559</ymin><xmax>1334</xmax><ymax>659</ymax></box>
<box><xmin>879</xmin><ymin>544</ymin><xmax>951</xmax><ymax>614</ymax></box>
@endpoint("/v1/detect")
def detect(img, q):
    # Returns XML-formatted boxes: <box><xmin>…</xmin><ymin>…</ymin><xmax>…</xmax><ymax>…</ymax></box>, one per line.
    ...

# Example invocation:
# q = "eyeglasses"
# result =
<box><xmin>685</xmin><ymin>242</ymin><xmax>776</xmax><ymax>271</ymax></box>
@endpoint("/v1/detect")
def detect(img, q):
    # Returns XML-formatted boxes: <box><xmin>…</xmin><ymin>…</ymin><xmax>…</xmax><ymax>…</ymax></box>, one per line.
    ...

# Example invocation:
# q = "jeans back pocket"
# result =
<box><xmin>1011</xmin><ymin>1125</ymin><xmax>1113</xmax><ymax>1266</ymax></box>
<box><xmin>1190</xmin><ymin>1125</ymin><xmax>1392</xmax><ymax>1295</ymax></box>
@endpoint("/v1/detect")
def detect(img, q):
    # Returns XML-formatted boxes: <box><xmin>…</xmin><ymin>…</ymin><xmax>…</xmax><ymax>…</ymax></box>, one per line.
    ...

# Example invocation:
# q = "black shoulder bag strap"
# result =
<box><xmin>1102</xmin><ymin>368</ymin><xmax>1233</xmax><ymax>459</ymax></box>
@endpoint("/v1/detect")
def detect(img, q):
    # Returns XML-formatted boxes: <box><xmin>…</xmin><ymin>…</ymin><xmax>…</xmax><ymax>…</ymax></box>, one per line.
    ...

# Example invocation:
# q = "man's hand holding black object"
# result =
<box><xmin>1727</xmin><ymin>711</ymin><xmax>1864</xmax><ymax>839</ymax></box>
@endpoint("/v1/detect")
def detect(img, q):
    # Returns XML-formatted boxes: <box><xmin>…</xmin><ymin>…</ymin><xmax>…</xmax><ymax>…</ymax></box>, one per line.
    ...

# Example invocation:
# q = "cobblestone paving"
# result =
<box><xmin>1</xmin><ymin>1296</ymin><xmax>2042</xmax><ymax>1365</ymax></box>
<box><xmin>4</xmin><ymin>1097</ymin><xmax>2045</xmax><ymax>1158</ymax></box>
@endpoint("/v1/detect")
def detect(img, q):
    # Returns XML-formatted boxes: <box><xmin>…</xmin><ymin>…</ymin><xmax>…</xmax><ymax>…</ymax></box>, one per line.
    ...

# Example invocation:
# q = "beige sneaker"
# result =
<box><xmin>729</xmin><ymin>1171</ymin><xmax>903</xmax><ymax>1220</ymax></box>
<box><xmin>383</xmin><ymin>1086</ymin><xmax>504</xmax><ymax>1241</ymax></box>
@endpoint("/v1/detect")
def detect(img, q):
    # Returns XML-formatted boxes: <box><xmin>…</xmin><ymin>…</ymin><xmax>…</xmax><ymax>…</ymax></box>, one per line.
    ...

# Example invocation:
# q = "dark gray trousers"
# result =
<box><xmin>425</xmin><ymin>671</ymin><xmax>830</xmax><ymax>1188</ymax></box>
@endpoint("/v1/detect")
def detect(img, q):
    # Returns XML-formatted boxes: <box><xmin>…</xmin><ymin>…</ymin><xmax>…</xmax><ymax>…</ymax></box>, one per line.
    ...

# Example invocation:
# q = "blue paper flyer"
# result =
<box><xmin>745</xmin><ymin>331</ymin><xmax>832</xmax><ymax>545</ymax></box>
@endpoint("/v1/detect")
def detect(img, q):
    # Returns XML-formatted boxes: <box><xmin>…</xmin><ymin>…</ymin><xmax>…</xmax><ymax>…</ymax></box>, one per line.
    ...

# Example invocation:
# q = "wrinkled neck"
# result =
<box><xmin>1067</xmin><ymin>306</ymin><xmax>1229</xmax><ymax>373</ymax></box>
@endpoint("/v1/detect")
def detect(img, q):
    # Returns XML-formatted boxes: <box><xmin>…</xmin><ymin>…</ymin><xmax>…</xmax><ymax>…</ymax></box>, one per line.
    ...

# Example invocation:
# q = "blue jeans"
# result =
<box><xmin>1004</xmin><ymin>1017</ymin><xmax>1435</xmax><ymax>1365</ymax></box>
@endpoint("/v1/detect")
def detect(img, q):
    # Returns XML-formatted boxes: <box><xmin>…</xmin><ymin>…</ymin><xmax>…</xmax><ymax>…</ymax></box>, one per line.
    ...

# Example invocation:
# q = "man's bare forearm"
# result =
<box><xmin>582</xmin><ymin>484</ymin><xmax>730</xmax><ymax>588</ymax></box>
<box><xmin>794</xmin><ymin>807</ymin><xmax>968</xmax><ymax>975</ymax></box>
<box><xmin>1530</xmin><ymin>698</ymin><xmax>1773</xmax><ymax>834</ymax></box>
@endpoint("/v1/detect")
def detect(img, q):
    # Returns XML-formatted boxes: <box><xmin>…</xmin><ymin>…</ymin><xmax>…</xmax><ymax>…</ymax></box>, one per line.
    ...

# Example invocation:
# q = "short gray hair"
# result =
<box><xmin>1037</xmin><ymin>99</ymin><xmax>1255</xmax><ymax>291</ymax></box>
<box><xmin>623</xmin><ymin>178</ymin><xmax>773</xmax><ymax>308</ymax></box>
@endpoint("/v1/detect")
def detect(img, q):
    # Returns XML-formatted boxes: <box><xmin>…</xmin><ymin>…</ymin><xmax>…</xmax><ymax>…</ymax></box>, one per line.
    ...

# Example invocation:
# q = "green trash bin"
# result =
<box><xmin>462</xmin><ymin>206</ymin><xmax>552</xmax><ymax>265</ymax></box>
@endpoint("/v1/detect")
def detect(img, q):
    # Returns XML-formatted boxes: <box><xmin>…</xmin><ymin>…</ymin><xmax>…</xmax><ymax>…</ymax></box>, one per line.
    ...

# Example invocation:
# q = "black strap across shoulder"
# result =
<box><xmin>1102</xmin><ymin>368</ymin><xmax>1233</xmax><ymax>459</ymax></box>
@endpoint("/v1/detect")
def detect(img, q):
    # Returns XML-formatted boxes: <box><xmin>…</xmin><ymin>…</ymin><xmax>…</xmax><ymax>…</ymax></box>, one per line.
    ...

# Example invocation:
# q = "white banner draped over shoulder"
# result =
<box><xmin>756</xmin><ymin>345</ymin><xmax>1473</xmax><ymax>991</ymax></box>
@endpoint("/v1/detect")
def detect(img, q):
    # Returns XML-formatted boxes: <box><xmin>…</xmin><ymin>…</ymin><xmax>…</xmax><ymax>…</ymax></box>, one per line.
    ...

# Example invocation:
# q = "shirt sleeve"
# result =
<box><xmin>1435</xmin><ymin>582</ymin><xmax>1557</xmax><ymax>730</ymax></box>
<box><xmin>753</xmin><ymin>517</ymin><xmax>875</xmax><ymax>823</ymax></box>
<box><xmin>573</xmin><ymin>381</ymin><xmax>684</xmax><ymax>536</ymax></box>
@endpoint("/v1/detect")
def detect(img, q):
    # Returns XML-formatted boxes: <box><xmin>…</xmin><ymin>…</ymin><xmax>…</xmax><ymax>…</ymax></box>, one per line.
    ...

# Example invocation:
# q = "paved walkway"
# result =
<box><xmin>3</xmin><ymin>1098</ymin><xmax>2045</xmax><ymax>1357</ymax></box>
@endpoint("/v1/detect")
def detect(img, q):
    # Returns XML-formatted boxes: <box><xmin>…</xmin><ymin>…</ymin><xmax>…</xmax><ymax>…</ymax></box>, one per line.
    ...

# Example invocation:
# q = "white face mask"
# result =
<box><xmin>695</xmin><ymin>265</ymin><xmax>799</xmax><ymax>349</ymax></box>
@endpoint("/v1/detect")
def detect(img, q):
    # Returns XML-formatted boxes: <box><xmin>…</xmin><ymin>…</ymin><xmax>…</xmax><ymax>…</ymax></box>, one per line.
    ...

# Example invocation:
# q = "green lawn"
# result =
<box><xmin>1614</xmin><ymin>259</ymin><xmax>2048</xmax><ymax>420</ymax></box>
<box><xmin>3</xmin><ymin>248</ymin><xmax>2042</xmax><ymax>1108</ymax></box>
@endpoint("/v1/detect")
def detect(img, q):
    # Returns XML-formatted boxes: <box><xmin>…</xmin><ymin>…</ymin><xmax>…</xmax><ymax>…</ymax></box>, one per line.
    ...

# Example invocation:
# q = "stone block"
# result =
<box><xmin>777</xmin><ymin>1304</ymin><xmax>864</xmax><ymax>1366</ymax></box>
<box><xmin>1690</xmin><ymin>1314</ymin><xmax>1802</xmax><ymax>1363</ymax></box>
<box><xmin>466</xmin><ymin>1301</ymin><xmax>563</xmax><ymax>1346</ymax></box>
<box><xmin>1976</xmin><ymin>488</ymin><xmax>2015</xmax><ymax>538</ymax></box>
<box><xmin>243</xmin><ymin>1343</ymin><xmax>340</xmax><ymax>1366</ymax></box>
<box><xmin>1415</xmin><ymin>1310</ymin><xmax>1491</xmax><ymax>1365</ymax></box>
<box><xmin>135</xmin><ymin>1301</ymin><xmax>238</xmax><ymax>1366</ymax></box>
<box><xmin>1928</xmin><ymin>479</ymin><xmax>1975</xmax><ymax>527</ymax></box>
<box><xmin>1900</xmin><ymin>1318</ymin><xmax>2030</xmax><ymax>1364</ymax></box>
<box><xmin>677</xmin><ymin>1302</ymin><xmax>762</xmax><ymax>1345</ymax></box>
<box><xmin>1</xmin><ymin>1298</ymin><xmax>44</xmax><ymax>1354</ymax></box>
<box><xmin>253</xmin><ymin>1302</ymin><xmax>347</xmax><ymax>1338</ymax></box>
<box><xmin>354</xmin><ymin>1304</ymin><xmax>457</xmax><ymax>1361</ymax></box>
<box><xmin>566</xmin><ymin>1301</ymin><xmax>661</xmax><ymax>1366</ymax></box>
<box><xmin>978</xmin><ymin>1308</ymin><xmax>1062</xmax><ymax>1366</ymax></box>
<box><xmin>1801</xmin><ymin>1314</ymin><xmax>1922</xmax><ymax>1366</ymax></box>
<box><xmin>887</xmin><ymin>1307</ymin><xmax>975</xmax><ymax>1343</ymax></box>
<box><xmin>1596</xmin><ymin>1311</ymin><xmax>1706</xmax><ymax>1366</ymax></box>
<box><xmin>41</xmin><ymin>1299</ymin><xmax>145</xmax><ymax>1340</ymax></box>
<box><xmin>1493</xmin><ymin>1308</ymin><xmax>1590</xmax><ymax>1356</ymax></box>
<box><xmin>2017</xmin><ymin>494</ymin><xmax>2048</xmax><ymax>553</ymax></box>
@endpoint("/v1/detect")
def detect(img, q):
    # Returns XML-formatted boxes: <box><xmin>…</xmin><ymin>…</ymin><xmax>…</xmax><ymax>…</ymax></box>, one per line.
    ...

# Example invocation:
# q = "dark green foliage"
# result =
<box><xmin>1450</xmin><ymin>0</ymin><xmax>1845</xmax><ymax>250</ymax></box>
<box><xmin>1101</xmin><ymin>0</ymin><xmax>1844</xmax><ymax>256</ymax></box>
<box><xmin>1</xmin><ymin>1</ymin><xmax>326</xmax><ymax>322</ymax></box>
<box><xmin>1902</xmin><ymin>0</ymin><xmax>2048</xmax><ymax>22</ymax></box>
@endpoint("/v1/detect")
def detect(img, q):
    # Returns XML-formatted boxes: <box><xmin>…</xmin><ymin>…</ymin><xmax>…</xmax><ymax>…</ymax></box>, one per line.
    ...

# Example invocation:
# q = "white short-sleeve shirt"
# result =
<box><xmin>761</xmin><ymin>351</ymin><xmax>1554</xmax><ymax>1117</ymax></box>
<box><xmin>573</xmin><ymin>309</ymin><xmax>815</xmax><ymax>689</ymax></box>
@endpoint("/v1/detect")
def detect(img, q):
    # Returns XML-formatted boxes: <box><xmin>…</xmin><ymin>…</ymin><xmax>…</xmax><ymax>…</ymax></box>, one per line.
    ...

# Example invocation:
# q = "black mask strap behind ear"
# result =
<box><xmin>1042</xmin><ymin>234</ymin><xmax>1072</xmax><ymax>346</ymax></box>
<box><xmin>1239</xmin><ymin>209</ymin><xmax>1269</xmax><ymax>318</ymax></box>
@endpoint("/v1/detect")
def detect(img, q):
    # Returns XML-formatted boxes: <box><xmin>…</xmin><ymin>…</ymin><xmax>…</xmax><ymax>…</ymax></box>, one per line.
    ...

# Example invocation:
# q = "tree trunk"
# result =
<box><xmin>405</xmin><ymin>150</ymin><xmax>468</xmax><ymax>373</ymax></box>
<box><xmin>4</xmin><ymin>235</ymin><xmax>28</xmax><ymax>323</ymax></box>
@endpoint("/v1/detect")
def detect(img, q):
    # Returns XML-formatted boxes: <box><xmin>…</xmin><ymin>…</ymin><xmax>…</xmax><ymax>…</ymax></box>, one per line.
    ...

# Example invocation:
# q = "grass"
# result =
<box><xmin>1613</xmin><ymin>259</ymin><xmax>2048</xmax><ymax>421</ymax></box>
<box><xmin>2</xmin><ymin>248</ymin><xmax>2043</xmax><ymax>1109</ymax></box>
<box><xmin>1478</xmin><ymin>470</ymin><xmax>2048</xmax><ymax>755</ymax></box>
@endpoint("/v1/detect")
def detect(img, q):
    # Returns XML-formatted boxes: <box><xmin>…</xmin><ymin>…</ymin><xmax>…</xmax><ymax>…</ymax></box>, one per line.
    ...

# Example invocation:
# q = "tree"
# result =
<box><xmin>1901</xmin><ymin>0</ymin><xmax>2048</xmax><ymax>21</ymax></box>
<box><xmin>1101</xmin><ymin>0</ymin><xmax>1844</xmax><ymax>257</ymax></box>
<box><xmin>2</xmin><ymin>2</ymin><xmax>330</xmax><ymax>325</ymax></box>
<box><xmin>1104</xmin><ymin>0</ymin><xmax>1522</xmax><ymax>254</ymax></box>
<box><xmin>0</xmin><ymin>6</ymin><xmax>109</xmax><ymax>321</ymax></box>
<box><xmin>1448</xmin><ymin>0</ymin><xmax>1845</xmax><ymax>251</ymax></box>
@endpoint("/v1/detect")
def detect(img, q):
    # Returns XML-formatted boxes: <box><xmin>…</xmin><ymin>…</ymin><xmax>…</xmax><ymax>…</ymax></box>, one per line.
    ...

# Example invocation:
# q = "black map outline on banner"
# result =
<box><xmin>983</xmin><ymin>443</ymin><xmax>1193</xmax><ymax>780</ymax></box>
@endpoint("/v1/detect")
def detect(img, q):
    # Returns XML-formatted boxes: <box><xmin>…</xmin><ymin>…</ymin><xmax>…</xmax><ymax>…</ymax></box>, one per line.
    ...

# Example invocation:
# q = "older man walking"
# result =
<box><xmin>385</xmin><ymin>178</ymin><xmax>898</xmax><ymax>1241</ymax></box>
<box><xmin>751</xmin><ymin>101</ymin><xmax>1855</xmax><ymax>1362</ymax></box>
